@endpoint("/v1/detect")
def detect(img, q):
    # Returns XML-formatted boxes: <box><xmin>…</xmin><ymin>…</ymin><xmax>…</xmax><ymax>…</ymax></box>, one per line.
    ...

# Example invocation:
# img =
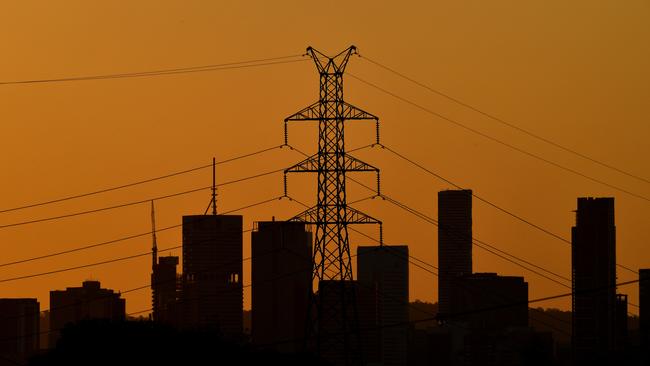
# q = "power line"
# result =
<box><xmin>358</xmin><ymin>54</ymin><xmax>650</xmax><ymax>185</ymax></box>
<box><xmin>257</xmin><ymin>225</ymin><xmax>576</xmax><ymax>349</ymax></box>
<box><xmin>288</xmin><ymin>145</ymin><xmax>641</xmax><ymax>312</ymax></box>
<box><xmin>0</xmin><ymin>215</ymin><xmax>389</xmax><ymax>344</ymax></box>
<box><xmin>290</xmin><ymin>182</ymin><xmax>578</xmax><ymax>331</ymax></box>
<box><xmin>0</xmin><ymin>167</ymin><xmax>285</xmax><ymax>230</ymax></box>
<box><xmin>364</xmin><ymin>189</ymin><xmax>640</xmax><ymax>313</ymax></box>
<box><xmin>256</xmin><ymin>272</ymin><xmax>650</xmax><ymax>351</ymax></box>
<box><xmin>0</xmin><ymin>195</ymin><xmax>285</xmax><ymax>283</ymax></box>
<box><xmin>347</xmin><ymin>73</ymin><xmax>650</xmax><ymax>204</ymax></box>
<box><xmin>0</xmin><ymin>147</ymin><xmax>371</xmax><ymax>269</ymax></box>
<box><xmin>0</xmin><ymin>55</ymin><xmax>307</xmax><ymax>86</ymax></box>
<box><xmin>377</xmin><ymin>143</ymin><xmax>639</xmax><ymax>276</ymax></box>
<box><xmin>0</xmin><ymin>241</ymin><xmax>315</xmax><ymax>345</ymax></box>
<box><xmin>0</xmin><ymin>210</ymin><xmax>314</xmax><ymax>324</ymax></box>
<box><xmin>378</xmin><ymin>190</ymin><xmax>571</xmax><ymax>288</ymax></box>
<box><xmin>290</xmin><ymin>145</ymin><xmax>570</xmax><ymax>286</ymax></box>
<box><xmin>0</xmin><ymin>144</ymin><xmax>284</xmax><ymax>214</ymax></box>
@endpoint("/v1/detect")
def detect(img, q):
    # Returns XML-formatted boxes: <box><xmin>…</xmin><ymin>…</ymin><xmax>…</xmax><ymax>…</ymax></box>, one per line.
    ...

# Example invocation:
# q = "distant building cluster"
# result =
<box><xmin>0</xmin><ymin>192</ymin><xmax>648</xmax><ymax>365</ymax></box>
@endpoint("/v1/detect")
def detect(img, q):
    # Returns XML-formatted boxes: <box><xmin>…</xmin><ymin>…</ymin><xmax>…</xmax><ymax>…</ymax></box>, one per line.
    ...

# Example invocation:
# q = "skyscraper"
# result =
<box><xmin>181</xmin><ymin>214</ymin><xmax>243</xmax><ymax>336</ymax></box>
<box><xmin>0</xmin><ymin>299</ymin><xmax>39</xmax><ymax>364</ymax></box>
<box><xmin>357</xmin><ymin>245</ymin><xmax>409</xmax><ymax>366</ymax></box>
<box><xmin>251</xmin><ymin>220</ymin><xmax>312</xmax><ymax>352</ymax></box>
<box><xmin>571</xmin><ymin>197</ymin><xmax>617</xmax><ymax>362</ymax></box>
<box><xmin>49</xmin><ymin>281</ymin><xmax>125</xmax><ymax>347</ymax></box>
<box><xmin>438</xmin><ymin>189</ymin><xmax>473</xmax><ymax>319</ymax></box>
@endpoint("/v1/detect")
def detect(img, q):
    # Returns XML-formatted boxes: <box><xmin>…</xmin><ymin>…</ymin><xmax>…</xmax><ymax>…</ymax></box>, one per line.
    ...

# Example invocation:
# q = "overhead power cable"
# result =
<box><xmin>0</xmin><ymin>55</ymin><xmax>307</xmax><ymax>86</ymax></box>
<box><xmin>0</xmin><ymin>144</ymin><xmax>284</xmax><ymax>214</ymax></box>
<box><xmin>254</xmin><ymin>259</ymin><xmax>650</xmax><ymax>351</ymax></box>
<box><xmin>358</xmin><ymin>54</ymin><xmax>650</xmax><ymax>185</ymax></box>
<box><xmin>0</xmin><ymin>240</ymin><xmax>317</xmax><ymax>344</ymax></box>
<box><xmin>288</xmin><ymin>145</ymin><xmax>572</xmax><ymax>287</ymax></box>
<box><xmin>0</xmin><ymin>195</ymin><xmax>286</xmax><ymax>284</ymax></box>
<box><xmin>288</xmin><ymin>179</ymin><xmax>582</xmax><ymax>328</ymax></box>
<box><xmin>376</xmin><ymin>143</ymin><xmax>639</xmax><ymax>276</ymax></box>
<box><xmin>0</xmin><ymin>146</ymin><xmax>371</xmax><ymax>268</ymax></box>
<box><xmin>0</xmin><ymin>167</ymin><xmax>285</xmax><ymax>230</ymax></box>
<box><xmin>347</xmin><ymin>73</ymin><xmax>650</xmax><ymax>204</ymax></box>
<box><xmin>289</xmin><ymin>146</ymin><xmax>640</xmax><ymax>312</ymax></box>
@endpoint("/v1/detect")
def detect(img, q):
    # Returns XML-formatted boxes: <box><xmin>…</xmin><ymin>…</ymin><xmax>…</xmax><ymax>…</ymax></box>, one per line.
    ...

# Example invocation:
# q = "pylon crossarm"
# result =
<box><xmin>284</xmin><ymin>101</ymin><xmax>377</xmax><ymax>122</ymax></box>
<box><xmin>288</xmin><ymin>205</ymin><xmax>319</xmax><ymax>223</ymax></box>
<box><xmin>284</xmin><ymin>101</ymin><xmax>320</xmax><ymax>121</ymax></box>
<box><xmin>341</xmin><ymin>102</ymin><xmax>378</xmax><ymax>120</ymax></box>
<box><xmin>285</xmin><ymin>154</ymin><xmax>377</xmax><ymax>173</ymax></box>
<box><xmin>343</xmin><ymin>154</ymin><xmax>379</xmax><ymax>172</ymax></box>
<box><xmin>285</xmin><ymin>154</ymin><xmax>319</xmax><ymax>173</ymax></box>
<box><xmin>344</xmin><ymin>206</ymin><xmax>381</xmax><ymax>225</ymax></box>
<box><xmin>287</xmin><ymin>205</ymin><xmax>380</xmax><ymax>226</ymax></box>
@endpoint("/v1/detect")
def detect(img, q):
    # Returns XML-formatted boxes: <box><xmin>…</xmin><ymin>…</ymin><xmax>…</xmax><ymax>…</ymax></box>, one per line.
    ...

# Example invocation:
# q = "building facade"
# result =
<box><xmin>49</xmin><ymin>281</ymin><xmax>125</xmax><ymax>347</ymax></box>
<box><xmin>571</xmin><ymin>197</ymin><xmax>617</xmax><ymax>362</ymax></box>
<box><xmin>251</xmin><ymin>220</ymin><xmax>312</xmax><ymax>352</ymax></box>
<box><xmin>0</xmin><ymin>299</ymin><xmax>39</xmax><ymax>365</ymax></box>
<box><xmin>357</xmin><ymin>245</ymin><xmax>409</xmax><ymax>366</ymax></box>
<box><xmin>451</xmin><ymin>273</ymin><xmax>528</xmax><ymax>331</ymax></box>
<box><xmin>182</xmin><ymin>214</ymin><xmax>243</xmax><ymax>336</ymax></box>
<box><xmin>151</xmin><ymin>255</ymin><xmax>180</xmax><ymax>325</ymax></box>
<box><xmin>438</xmin><ymin>189</ymin><xmax>473</xmax><ymax>319</ymax></box>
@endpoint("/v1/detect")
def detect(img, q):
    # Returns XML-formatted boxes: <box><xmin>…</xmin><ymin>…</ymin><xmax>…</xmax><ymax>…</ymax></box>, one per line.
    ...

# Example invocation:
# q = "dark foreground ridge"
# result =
<box><xmin>28</xmin><ymin>319</ymin><xmax>324</xmax><ymax>366</ymax></box>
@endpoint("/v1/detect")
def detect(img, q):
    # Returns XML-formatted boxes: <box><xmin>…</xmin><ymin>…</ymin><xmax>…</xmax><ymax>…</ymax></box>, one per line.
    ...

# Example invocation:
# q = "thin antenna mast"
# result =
<box><xmin>151</xmin><ymin>199</ymin><xmax>159</xmax><ymax>322</ymax></box>
<box><xmin>211</xmin><ymin>157</ymin><xmax>218</xmax><ymax>215</ymax></box>
<box><xmin>151</xmin><ymin>200</ymin><xmax>157</xmax><ymax>269</ymax></box>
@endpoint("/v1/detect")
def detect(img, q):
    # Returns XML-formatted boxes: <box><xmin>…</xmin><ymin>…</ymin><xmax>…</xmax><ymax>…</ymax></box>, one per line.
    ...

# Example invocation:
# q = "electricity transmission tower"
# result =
<box><xmin>284</xmin><ymin>46</ymin><xmax>382</xmax><ymax>365</ymax></box>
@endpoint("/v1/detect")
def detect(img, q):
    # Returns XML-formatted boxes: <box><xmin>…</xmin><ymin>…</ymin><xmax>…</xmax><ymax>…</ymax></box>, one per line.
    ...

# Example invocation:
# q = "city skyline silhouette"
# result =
<box><xmin>0</xmin><ymin>2</ymin><xmax>648</xmax><ymax>364</ymax></box>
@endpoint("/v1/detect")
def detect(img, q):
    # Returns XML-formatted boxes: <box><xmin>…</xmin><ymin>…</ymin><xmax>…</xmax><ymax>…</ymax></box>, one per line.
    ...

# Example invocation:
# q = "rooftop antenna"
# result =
<box><xmin>211</xmin><ymin>157</ymin><xmax>218</xmax><ymax>215</ymax></box>
<box><xmin>151</xmin><ymin>200</ymin><xmax>159</xmax><ymax>322</ymax></box>
<box><xmin>151</xmin><ymin>200</ymin><xmax>157</xmax><ymax>269</ymax></box>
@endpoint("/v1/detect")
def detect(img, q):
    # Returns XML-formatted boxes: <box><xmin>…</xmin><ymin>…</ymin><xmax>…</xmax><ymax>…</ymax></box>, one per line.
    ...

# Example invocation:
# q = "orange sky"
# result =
<box><xmin>0</xmin><ymin>1</ymin><xmax>648</xmax><ymax>316</ymax></box>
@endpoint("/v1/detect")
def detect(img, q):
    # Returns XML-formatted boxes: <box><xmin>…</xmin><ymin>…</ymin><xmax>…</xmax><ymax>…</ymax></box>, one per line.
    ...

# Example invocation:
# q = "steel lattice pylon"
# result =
<box><xmin>284</xmin><ymin>46</ymin><xmax>382</xmax><ymax>365</ymax></box>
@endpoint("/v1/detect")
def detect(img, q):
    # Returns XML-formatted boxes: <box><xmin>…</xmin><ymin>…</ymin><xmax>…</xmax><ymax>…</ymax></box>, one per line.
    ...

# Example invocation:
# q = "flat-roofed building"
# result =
<box><xmin>49</xmin><ymin>281</ymin><xmax>124</xmax><ymax>347</ymax></box>
<box><xmin>251</xmin><ymin>220</ymin><xmax>312</xmax><ymax>353</ymax></box>
<box><xmin>438</xmin><ymin>189</ymin><xmax>473</xmax><ymax>320</ymax></box>
<box><xmin>182</xmin><ymin>214</ymin><xmax>243</xmax><ymax>337</ymax></box>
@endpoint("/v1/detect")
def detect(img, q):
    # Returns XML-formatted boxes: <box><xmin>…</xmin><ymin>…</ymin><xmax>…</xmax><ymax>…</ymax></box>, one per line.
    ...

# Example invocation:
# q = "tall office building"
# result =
<box><xmin>438</xmin><ymin>189</ymin><xmax>473</xmax><ymax>319</ymax></box>
<box><xmin>151</xmin><ymin>256</ymin><xmax>180</xmax><ymax>325</ymax></box>
<box><xmin>251</xmin><ymin>221</ymin><xmax>312</xmax><ymax>352</ymax></box>
<box><xmin>571</xmin><ymin>197</ymin><xmax>617</xmax><ymax>362</ymax></box>
<box><xmin>49</xmin><ymin>281</ymin><xmax>125</xmax><ymax>347</ymax></box>
<box><xmin>357</xmin><ymin>245</ymin><xmax>409</xmax><ymax>366</ymax></box>
<box><xmin>0</xmin><ymin>299</ymin><xmax>39</xmax><ymax>364</ymax></box>
<box><xmin>641</xmin><ymin>269</ymin><xmax>650</xmax><ymax>355</ymax></box>
<box><xmin>182</xmin><ymin>214</ymin><xmax>243</xmax><ymax>336</ymax></box>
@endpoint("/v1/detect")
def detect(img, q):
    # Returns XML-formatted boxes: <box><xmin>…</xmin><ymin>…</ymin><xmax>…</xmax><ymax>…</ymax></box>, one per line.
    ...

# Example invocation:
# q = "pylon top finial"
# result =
<box><xmin>305</xmin><ymin>46</ymin><xmax>358</xmax><ymax>75</ymax></box>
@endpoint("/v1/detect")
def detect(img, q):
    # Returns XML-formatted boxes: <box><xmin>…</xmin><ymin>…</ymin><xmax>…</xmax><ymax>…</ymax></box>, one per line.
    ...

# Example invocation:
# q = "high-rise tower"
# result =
<box><xmin>571</xmin><ymin>197</ymin><xmax>617</xmax><ymax>362</ymax></box>
<box><xmin>357</xmin><ymin>245</ymin><xmax>409</xmax><ymax>366</ymax></box>
<box><xmin>251</xmin><ymin>220</ymin><xmax>312</xmax><ymax>353</ymax></box>
<box><xmin>437</xmin><ymin>189</ymin><xmax>473</xmax><ymax>320</ymax></box>
<box><xmin>180</xmin><ymin>158</ymin><xmax>243</xmax><ymax>336</ymax></box>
